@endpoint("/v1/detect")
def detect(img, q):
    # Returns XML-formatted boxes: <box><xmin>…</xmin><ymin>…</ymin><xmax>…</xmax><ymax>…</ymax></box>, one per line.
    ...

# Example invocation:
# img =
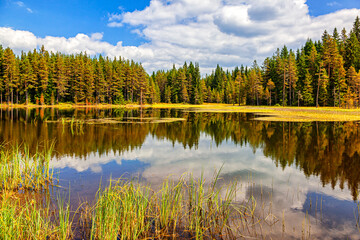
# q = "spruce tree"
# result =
<box><xmin>38</xmin><ymin>52</ymin><xmax>49</xmax><ymax>104</ymax></box>
<box><xmin>2</xmin><ymin>48</ymin><xmax>16</xmax><ymax>104</ymax></box>
<box><xmin>54</xmin><ymin>54</ymin><xmax>67</xmax><ymax>103</ymax></box>
<box><xmin>302</xmin><ymin>70</ymin><xmax>314</xmax><ymax>106</ymax></box>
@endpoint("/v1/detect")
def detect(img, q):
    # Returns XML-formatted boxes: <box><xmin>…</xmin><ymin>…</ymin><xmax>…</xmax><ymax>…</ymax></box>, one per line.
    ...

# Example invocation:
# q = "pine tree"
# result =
<box><xmin>177</xmin><ymin>68</ymin><xmax>189</xmax><ymax>103</ymax></box>
<box><xmin>267</xmin><ymin>79</ymin><xmax>275</xmax><ymax>106</ymax></box>
<box><xmin>83</xmin><ymin>55</ymin><xmax>94</xmax><ymax>104</ymax></box>
<box><xmin>38</xmin><ymin>51</ymin><xmax>49</xmax><ymax>104</ymax></box>
<box><xmin>111</xmin><ymin>59</ymin><xmax>124</xmax><ymax>104</ymax></box>
<box><xmin>316</xmin><ymin>62</ymin><xmax>329</xmax><ymax>107</ymax></box>
<box><xmin>352</xmin><ymin>16</ymin><xmax>360</xmax><ymax>41</ymax></box>
<box><xmin>235</xmin><ymin>73</ymin><xmax>244</xmax><ymax>105</ymax></box>
<box><xmin>345</xmin><ymin>32</ymin><xmax>360</xmax><ymax>70</ymax></box>
<box><xmin>333</xmin><ymin>57</ymin><xmax>347</xmax><ymax>107</ymax></box>
<box><xmin>168</xmin><ymin>67</ymin><xmax>178</xmax><ymax>103</ymax></box>
<box><xmin>302</xmin><ymin>70</ymin><xmax>314</xmax><ymax>106</ymax></box>
<box><xmin>14</xmin><ymin>58</ymin><xmax>20</xmax><ymax>104</ymax></box>
<box><xmin>20</xmin><ymin>52</ymin><xmax>36</xmax><ymax>104</ymax></box>
<box><xmin>54</xmin><ymin>54</ymin><xmax>67</xmax><ymax>103</ymax></box>
<box><xmin>137</xmin><ymin>65</ymin><xmax>148</xmax><ymax>105</ymax></box>
<box><xmin>93</xmin><ymin>59</ymin><xmax>105</xmax><ymax>103</ymax></box>
<box><xmin>346</xmin><ymin>66</ymin><xmax>360</xmax><ymax>107</ymax></box>
<box><xmin>104</xmin><ymin>58</ymin><xmax>114</xmax><ymax>103</ymax></box>
<box><xmin>276</xmin><ymin>55</ymin><xmax>288</xmax><ymax>106</ymax></box>
<box><xmin>0</xmin><ymin>46</ymin><xmax>3</xmax><ymax>104</ymax></box>
<box><xmin>164</xmin><ymin>85</ymin><xmax>171</xmax><ymax>103</ymax></box>
<box><xmin>288</xmin><ymin>51</ymin><xmax>298</xmax><ymax>106</ymax></box>
<box><xmin>72</xmin><ymin>55</ymin><xmax>84</xmax><ymax>103</ymax></box>
<box><xmin>2</xmin><ymin>47</ymin><xmax>17</xmax><ymax>104</ymax></box>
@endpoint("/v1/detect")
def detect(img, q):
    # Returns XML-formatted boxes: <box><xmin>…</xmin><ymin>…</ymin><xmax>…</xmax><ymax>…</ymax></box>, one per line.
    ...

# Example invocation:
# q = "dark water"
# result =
<box><xmin>1</xmin><ymin>107</ymin><xmax>360</xmax><ymax>239</ymax></box>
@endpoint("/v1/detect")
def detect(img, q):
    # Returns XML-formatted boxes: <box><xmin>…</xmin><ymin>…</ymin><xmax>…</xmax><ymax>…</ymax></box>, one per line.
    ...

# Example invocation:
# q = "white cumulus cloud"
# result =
<box><xmin>1</xmin><ymin>0</ymin><xmax>360</xmax><ymax>74</ymax></box>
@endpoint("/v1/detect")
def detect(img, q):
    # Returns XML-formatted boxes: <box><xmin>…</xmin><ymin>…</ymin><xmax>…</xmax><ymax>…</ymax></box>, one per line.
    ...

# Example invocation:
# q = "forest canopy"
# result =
<box><xmin>1</xmin><ymin>17</ymin><xmax>360</xmax><ymax>107</ymax></box>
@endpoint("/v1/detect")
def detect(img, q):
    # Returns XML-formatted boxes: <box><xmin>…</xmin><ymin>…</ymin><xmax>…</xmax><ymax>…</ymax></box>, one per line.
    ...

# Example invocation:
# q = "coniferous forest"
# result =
<box><xmin>1</xmin><ymin>17</ymin><xmax>360</xmax><ymax>107</ymax></box>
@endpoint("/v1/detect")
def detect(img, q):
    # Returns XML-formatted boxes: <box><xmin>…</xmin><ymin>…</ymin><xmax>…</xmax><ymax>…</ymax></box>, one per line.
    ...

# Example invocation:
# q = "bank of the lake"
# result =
<box><xmin>2</xmin><ymin>103</ymin><xmax>360</xmax><ymax>122</ymax></box>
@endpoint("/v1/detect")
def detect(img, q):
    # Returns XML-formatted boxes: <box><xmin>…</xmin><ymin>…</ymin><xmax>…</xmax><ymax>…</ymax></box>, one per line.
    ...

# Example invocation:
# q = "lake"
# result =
<box><xmin>1</xmin><ymin>107</ymin><xmax>359</xmax><ymax>239</ymax></box>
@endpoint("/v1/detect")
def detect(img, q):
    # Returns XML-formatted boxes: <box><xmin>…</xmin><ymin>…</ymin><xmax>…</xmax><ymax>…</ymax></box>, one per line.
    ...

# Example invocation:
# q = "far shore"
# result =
<box><xmin>1</xmin><ymin>103</ymin><xmax>360</xmax><ymax>122</ymax></box>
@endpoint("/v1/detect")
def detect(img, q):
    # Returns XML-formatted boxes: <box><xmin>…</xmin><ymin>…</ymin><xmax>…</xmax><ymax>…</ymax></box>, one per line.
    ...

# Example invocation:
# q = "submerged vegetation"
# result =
<box><xmin>1</xmin><ymin>17</ymin><xmax>360</xmax><ymax>108</ymax></box>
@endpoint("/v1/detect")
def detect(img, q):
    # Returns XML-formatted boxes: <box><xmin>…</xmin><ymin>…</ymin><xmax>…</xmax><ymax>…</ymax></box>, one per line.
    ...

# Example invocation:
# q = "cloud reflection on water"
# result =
<box><xmin>51</xmin><ymin>133</ymin><xmax>359</xmax><ymax>239</ymax></box>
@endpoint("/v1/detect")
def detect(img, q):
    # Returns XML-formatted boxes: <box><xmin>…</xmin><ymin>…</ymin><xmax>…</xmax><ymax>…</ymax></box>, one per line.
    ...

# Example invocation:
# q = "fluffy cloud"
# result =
<box><xmin>109</xmin><ymin>0</ymin><xmax>360</xmax><ymax>72</ymax></box>
<box><xmin>0</xmin><ymin>27</ymin><xmax>37</xmax><ymax>52</ymax></box>
<box><xmin>1</xmin><ymin>0</ymin><xmax>360</xmax><ymax>74</ymax></box>
<box><xmin>0</xmin><ymin>27</ymin><xmax>154</xmax><ymax>64</ymax></box>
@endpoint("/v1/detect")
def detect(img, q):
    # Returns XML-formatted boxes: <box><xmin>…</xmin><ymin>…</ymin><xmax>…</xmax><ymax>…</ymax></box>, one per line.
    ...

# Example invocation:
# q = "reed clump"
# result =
<box><xmin>0</xmin><ymin>143</ymin><xmax>54</xmax><ymax>192</ymax></box>
<box><xmin>89</xmin><ymin>172</ymin><xmax>257</xmax><ymax>240</ymax></box>
<box><xmin>0</xmin><ymin>143</ymin><xmax>73</xmax><ymax>240</ymax></box>
<box><xmin>0</xmin><ymin>192</ymin><xmax>73</xmax><ymax>240</ymax></box>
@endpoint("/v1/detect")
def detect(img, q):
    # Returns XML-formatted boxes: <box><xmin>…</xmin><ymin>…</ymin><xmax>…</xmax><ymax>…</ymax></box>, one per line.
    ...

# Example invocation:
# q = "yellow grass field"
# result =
<box><xmin>1</xmin><ymin>103</ymin><xmax>360</xmax><ymax>121</ymax></box>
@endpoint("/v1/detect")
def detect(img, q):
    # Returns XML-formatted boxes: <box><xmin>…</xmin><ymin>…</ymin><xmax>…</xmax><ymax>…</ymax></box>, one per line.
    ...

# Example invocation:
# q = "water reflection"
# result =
<box><xmin>1</xmin><ymin>108</ymin><xmax>359</xmax><ymax>199</ymax></box>
<box><xmin>1</xmin><ymin>107</ymin><xmax>360</xmax><ymax>238</ymax></box>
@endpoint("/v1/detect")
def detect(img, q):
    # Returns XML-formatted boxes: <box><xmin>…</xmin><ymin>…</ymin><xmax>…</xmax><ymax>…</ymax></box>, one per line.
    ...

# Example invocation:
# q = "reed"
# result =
<box><xmin>56</xmin><ymin>193</ymin><xmax>73</xmax><ymax>240</ymax></box>
<box><xmin>0</xmin><ymin>143</ymin><xmax>74</xmax><ymax>239</ymax></box>
<box><xmin>0</xmin><ymin>143</ymin><xmax>54</xmax><ymax>192</ymax></box>
<box><xmin>90</xmin><ymin>180</ymin><xmax>151</xmax><ymax>240</ymax></box>
<box><xmin>0</xmin><ymin>192</ymin><xmax>73</xmax><ymax>240</ymax></box>
<box><xmin>88</xmin><ymin>171</ymin><xmax>254</xmax><ymax>240</ymax></box>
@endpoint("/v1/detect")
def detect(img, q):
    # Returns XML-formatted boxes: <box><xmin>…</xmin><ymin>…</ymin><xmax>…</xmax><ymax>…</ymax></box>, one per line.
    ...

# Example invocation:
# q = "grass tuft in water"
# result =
<box><xmin>0</xmin><ymin>143</ymin><xmax>54</xmax><ymax>192</ymax></box>
<box><xmin>88</xmin><ymin>170</ymin><xmax>250</xmax><ymax>240</ymax></box>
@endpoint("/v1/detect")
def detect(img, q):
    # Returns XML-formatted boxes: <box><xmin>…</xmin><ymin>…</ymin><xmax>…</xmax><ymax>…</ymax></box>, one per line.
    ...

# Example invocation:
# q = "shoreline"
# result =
<box><xmin>1</xmin><ymin>103</ymin><xmax>360</xmax><ymax>121</ymax></box>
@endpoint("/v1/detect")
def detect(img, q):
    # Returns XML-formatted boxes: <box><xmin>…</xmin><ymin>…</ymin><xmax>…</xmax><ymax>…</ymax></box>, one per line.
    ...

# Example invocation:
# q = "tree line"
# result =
<box><xmin>0</xmin><ymin>46</ymin><xmax>158</xmax><ymax>105</ymax></box>
<box><xmin>1</xmin><ymin>17</ymin><xmax>360</xmax><ymax>107</ymax></box>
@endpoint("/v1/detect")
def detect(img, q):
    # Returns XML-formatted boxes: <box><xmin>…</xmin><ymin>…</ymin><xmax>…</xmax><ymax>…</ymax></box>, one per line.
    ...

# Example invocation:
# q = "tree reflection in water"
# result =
<box><xmin>0</xmin><ymin>107</ymin><xmax>360</xmax><ymax>201</ymax></box>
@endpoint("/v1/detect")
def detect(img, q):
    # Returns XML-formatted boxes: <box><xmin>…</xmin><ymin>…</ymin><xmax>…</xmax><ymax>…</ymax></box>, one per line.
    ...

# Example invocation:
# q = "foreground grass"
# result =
<box><xmin>0</xmin><ymin>144</ymin><xmax>72</xmax><ymax>240</ymax></box>
<box><xmin>0</xmin><ymin>192</ymin><xmax>72</xmax><ymax>240</ymax></box>
<box><xmin>89</xmin><ymin>174</ymin><xmax>246</xmax><ymax>240</ymax></box>
<box><xmin>0</xmin><ymin>145</ymin><xmax>262</xmax><ymax>239</ymax></box>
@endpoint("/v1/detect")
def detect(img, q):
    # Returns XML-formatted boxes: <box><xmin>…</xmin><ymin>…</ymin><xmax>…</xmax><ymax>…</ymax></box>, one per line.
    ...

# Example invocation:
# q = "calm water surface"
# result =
<box><xmin>1</xmin><ymin>108</ymin><xmax>360</xmax><ymax>239</ymax></box>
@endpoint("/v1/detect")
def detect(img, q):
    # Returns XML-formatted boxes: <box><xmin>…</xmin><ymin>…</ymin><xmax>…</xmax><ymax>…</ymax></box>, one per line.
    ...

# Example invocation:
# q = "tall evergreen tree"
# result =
<box><xmin>302</xmin><ymin>70</ymin><xmax>314</xmax><ymax>106</ymax></box>
<box><xmin>2</xmin><ymin>48</ymin><xmax>17</xmax><ymax>104</ymax></box>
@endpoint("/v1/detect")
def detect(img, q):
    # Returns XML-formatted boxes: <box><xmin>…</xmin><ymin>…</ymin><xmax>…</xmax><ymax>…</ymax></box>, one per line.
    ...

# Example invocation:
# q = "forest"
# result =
<box><xmin>1</xmin><ymin>17</ymin><xmax>360</xmax><ymax>107</ymax></box>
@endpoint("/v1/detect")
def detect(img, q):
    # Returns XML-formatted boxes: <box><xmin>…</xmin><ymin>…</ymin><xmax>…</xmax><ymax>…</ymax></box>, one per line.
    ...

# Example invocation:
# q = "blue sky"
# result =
<box><xmin>307</xmin><ymin>0</ymin><xmax>360</xmax><ymax>16</ymax></box>
<box><xmin>0</xmin><ymin>0</ymin><xmax>150</xmax><ymax>46</ymax></box>
<box><xmin>1</xmin><ymin>0</ymin><xmax>360</xmax><ymax>73</ymax></box>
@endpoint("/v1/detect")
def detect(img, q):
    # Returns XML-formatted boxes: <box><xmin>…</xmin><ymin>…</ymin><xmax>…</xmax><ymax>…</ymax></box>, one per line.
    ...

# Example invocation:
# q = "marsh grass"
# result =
<box><xmin>88</xmin><ymin>171</ymin><xmax>263</xmax><ymax>240</ymax></box>
<box><xmin>48</xmin><ymin>117</ymin><xmax>186</xmax><ymax>126</ymax></box>
<box><xmin>0</xmin><ymin>143</ymin><xmax>54</xmax><ymax>192</ymax></box>
<box><xmin>0</xmin><ymin>190</ymin><xmax>73</xmax><ymax>240</ymax></box>
<box><xmin>5</xmin><ymin>103</ymin><xmax>360</xmax><ymax>121</ymax></box>
<box><xmin>0</xmin><ymin>143</ymin><xmax>74</xmax><ymax>240</ymax></box>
